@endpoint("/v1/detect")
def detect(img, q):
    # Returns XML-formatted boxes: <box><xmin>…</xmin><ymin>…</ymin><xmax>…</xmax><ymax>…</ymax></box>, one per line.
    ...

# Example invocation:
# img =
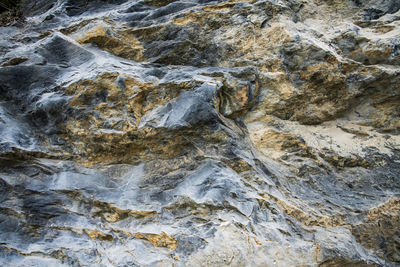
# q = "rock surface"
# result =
<box><xmin>0</xmin><ymin>0</ymin><xmax>399</xmax><ymax>266</ymax></box>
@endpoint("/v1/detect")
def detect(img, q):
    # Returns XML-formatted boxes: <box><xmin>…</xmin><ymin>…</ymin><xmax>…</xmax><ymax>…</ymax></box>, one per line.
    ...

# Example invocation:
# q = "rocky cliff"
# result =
<box><xmin>0</xmin><ymin>0</ymin><xmax>399</xmax><ymax>266</ymax></box>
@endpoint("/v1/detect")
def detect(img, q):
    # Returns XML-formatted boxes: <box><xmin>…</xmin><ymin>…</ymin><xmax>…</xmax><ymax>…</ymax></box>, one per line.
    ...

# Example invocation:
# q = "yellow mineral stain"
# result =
<box><xmin>272</xmin><ymin>196</ymin><xmax>344</xmax><ymax>228</ymax></box>
<box><xmin>129</xmin><ymin>210</ymin><xmax>157</xmax><ymax>219</ymax></box>
<box><xmin>135</xmin><ymin>232</ymin><xmax>178</xmax><ymax>250</ymax></box>
<box><xmin>77</xmin><ymin>25</ymin><xmax>143</xmax><ymax>61</ymax></box>
<box><xmin>367</xmin><ymin>197</ymin><xmax>400</xmax><ymax>221</ymax></box>
<box><xmin>203</xmin><ymin>0</ymin><xmax>254</xmax><ymax>12</ymax></box>
<box><xmin>84</xmin><ymin>229</ymin><xmax>113</xmax><ymax>241</ymax></box>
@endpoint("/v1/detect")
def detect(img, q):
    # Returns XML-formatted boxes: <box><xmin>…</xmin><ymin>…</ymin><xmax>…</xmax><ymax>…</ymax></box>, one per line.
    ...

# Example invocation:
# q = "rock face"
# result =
<box><xmin>0</xmin><ymin>0</ymin><xmax>399</xmax><ymax>266</ymax></box>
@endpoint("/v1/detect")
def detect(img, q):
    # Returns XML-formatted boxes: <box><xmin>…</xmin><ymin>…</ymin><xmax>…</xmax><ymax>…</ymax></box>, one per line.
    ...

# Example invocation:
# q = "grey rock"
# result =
<box><xmin>0</xmin><ymin>0</ymin><xmax>399</xmax><ymax>266</ymax></box>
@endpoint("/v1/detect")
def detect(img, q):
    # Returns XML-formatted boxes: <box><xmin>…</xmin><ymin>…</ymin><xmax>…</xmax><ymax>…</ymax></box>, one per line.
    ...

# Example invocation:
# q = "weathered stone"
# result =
<box><xmin>74</xmin><ymin>23</ymin><xmax>143</xmax><ymax>61</ymax></box>
<box><xmin>0</xmin><ymin>0</ymin><xmax>399</xmax><ymax>266</ymax></box>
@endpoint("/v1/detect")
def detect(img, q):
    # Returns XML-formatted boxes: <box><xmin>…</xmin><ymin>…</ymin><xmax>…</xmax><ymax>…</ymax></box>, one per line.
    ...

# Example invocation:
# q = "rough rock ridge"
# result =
<box><xmin>0</xmin><ymin>0</ymin><xmax>399</xmax><ymax>266</ymax></box>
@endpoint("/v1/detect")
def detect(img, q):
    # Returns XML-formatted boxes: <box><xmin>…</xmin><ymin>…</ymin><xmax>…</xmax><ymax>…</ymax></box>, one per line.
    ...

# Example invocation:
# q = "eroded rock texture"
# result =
<box><xmin>0</xmin><ymin>0</ymin><xmax>399</xmax><ymax>266</ymax></box>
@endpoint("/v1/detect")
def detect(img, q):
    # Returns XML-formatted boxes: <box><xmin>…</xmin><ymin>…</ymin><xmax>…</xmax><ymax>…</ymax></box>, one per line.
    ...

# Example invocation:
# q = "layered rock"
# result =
<box><xmin>0</xmin><ymin>0</ymin><xmax>399</xmax><ymax>266</ymax></box>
